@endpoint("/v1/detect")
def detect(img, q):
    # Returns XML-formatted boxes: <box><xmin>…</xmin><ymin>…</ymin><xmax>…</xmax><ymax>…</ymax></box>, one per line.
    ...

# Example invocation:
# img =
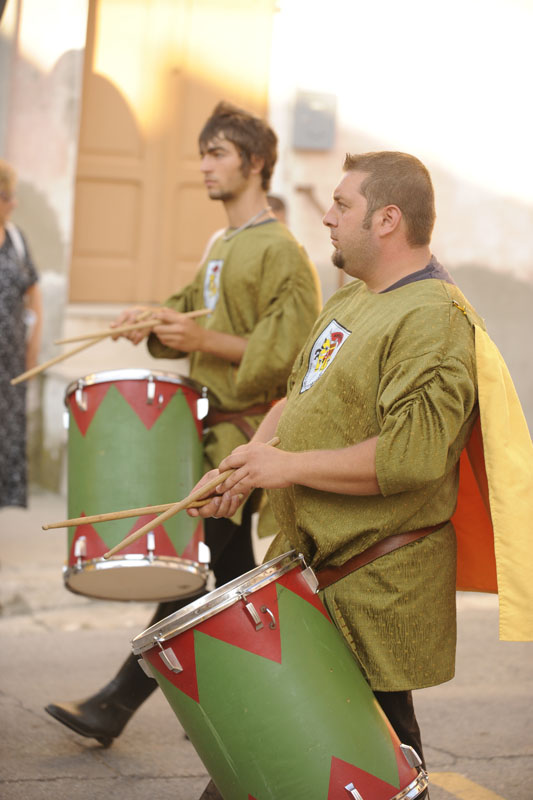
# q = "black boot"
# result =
<box><xmin>199</xmin><ymin>780</ymin><xmax>224</xmax><ymax>799</ymax></box>
<box><xmin>45</xmin><ymin>598</ymin><xmax>197</xmax><ymax>746</ymax></box>
<box><xmin>45</xmin><ymin>650</ymin><xmax>157</xmax><ymax>747</ymax></box>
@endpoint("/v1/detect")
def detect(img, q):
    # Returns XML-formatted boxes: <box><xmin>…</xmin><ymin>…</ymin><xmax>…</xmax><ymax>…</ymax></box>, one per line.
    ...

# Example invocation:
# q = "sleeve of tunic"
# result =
<box><xmin>375</xmin><ymin>303</ymin><xmax>478</xmax><ymax>496</ymax></box>
<box><xmin>234</xmin><ymin>240</ymin><xmax>321</xmax><ymax>396</ymax></box>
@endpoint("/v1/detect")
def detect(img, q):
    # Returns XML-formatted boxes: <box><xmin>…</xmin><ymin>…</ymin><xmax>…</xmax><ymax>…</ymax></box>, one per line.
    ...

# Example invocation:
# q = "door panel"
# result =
<box><xmin>70</xmin><ymin>0</ymin><xmax>275</xmax><ymax>304</ymax></box>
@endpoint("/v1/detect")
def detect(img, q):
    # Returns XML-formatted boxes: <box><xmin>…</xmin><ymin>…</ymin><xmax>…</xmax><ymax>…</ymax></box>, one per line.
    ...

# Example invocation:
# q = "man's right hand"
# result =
<box><xmin>186</xmin><ymin>468</ymin><xmax>250</xmax><ymax>520</ymax></box>
<box><xmin>110</xmin><ymin>306</ymin><xmax>152</xmax><ymax>345</ymax></box>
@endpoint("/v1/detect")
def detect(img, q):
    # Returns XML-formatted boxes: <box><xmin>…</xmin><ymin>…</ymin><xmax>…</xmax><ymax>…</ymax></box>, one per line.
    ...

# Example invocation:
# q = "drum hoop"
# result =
<box><xmin>391</xmin><ymin>771</ymin><xmax>429</xmax><ymax>800</ymax></box>
<box><xmin>131</xmin><ymin>550</ymin><xmax>303</xmax><ymax>654</ymax></box>
<box><xmin>64</xmin><ymin>369</ymin><xmax>203</xmax><ymax>403</ymax></box>
<box><xmin>64</xmin><ymin>555</ymin><xmax>210</xmax><ymax>576</ymax></box>
<box><xmin>63</xmin><ymin>557</ymin><xmax>210</xmax><ymax>602</ymax></box>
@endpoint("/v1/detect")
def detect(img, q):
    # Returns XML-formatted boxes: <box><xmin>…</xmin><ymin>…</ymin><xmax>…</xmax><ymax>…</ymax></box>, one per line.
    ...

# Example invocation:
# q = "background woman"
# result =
<box><xmin>0</xmin><ymin>159</ymin><xmax>42</xmax><ymax>507</ymax></box>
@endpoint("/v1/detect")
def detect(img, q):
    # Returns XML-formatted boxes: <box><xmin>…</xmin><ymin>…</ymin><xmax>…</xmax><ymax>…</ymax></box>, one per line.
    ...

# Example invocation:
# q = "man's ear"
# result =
<box><xmin>377</xmin><ymin>204</ymin><xmax>402</xmax><ymax>237</ymax></box>
<box><xmin>249</xmin><ymin>154</ymin><xmax>265</xmax><ymax>176</ymax></box>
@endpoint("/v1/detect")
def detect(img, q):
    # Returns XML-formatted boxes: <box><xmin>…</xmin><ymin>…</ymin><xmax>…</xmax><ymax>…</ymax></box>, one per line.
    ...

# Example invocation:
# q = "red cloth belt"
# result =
<box><xmin>315</xmin><ymin>522</ymin><xmax>449</xmax><ymax>591</ymax></box>
<box><xmin>204</xmin><ymin>402</ymin><xmax>275</xmax><ymax>441</ymax></box>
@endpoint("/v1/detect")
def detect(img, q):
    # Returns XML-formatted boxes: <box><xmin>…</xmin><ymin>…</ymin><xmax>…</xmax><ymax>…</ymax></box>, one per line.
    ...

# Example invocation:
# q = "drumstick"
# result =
<box><xmin>10</xmin><ymin>310</ymin><xmax>154</xmax><ymax>386</ymax></box>
<box><xmin>53</xmin><ymin>308</ymin><xmax>211</xmax><ymax>345</ymax></box>
<box><xmin>42</xmin><ymin>498</ymin><xmax>209</xmax><ymax>530</ymax></box>
<box><xmin>11</xmin><ymin>339</ymin><xmax>102</xmax><ymax>385</ymax></box>
<box><xmin>102</xmin><ymin>436</ymin><xmax>280</xmax><ymax>560</ymax></box>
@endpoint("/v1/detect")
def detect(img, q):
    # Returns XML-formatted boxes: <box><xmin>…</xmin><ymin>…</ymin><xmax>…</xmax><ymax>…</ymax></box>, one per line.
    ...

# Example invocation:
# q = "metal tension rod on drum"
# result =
<box><xmin>97</xmin><ymin>437</ymin><xmax>280</xmax><ymax>560</ymax></box>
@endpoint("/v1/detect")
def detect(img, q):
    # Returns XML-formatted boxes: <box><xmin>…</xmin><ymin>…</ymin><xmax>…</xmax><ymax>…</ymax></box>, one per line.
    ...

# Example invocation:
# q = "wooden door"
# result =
<box><xmin>69</xmin><ymin>0</ymin><xmax>275</xmax><ymax>303</ymax></box>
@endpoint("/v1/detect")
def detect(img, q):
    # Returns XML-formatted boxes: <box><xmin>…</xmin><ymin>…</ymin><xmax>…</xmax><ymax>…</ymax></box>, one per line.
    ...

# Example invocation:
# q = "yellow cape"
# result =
<box><xmin>451</xmin><ymin>323</ymin><xmax>533</xmax><ymax>641</ymax></box>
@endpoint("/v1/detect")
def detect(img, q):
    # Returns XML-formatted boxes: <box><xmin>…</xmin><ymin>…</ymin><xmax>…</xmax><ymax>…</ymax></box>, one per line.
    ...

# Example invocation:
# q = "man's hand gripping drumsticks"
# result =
<box><xmin>188</xmin><ymin>400</ymin><xmax>293</xmax><ymax>520</ymax></box>
<box><xmin>111</xmin><ymin>306</ymin><xmax>247</xmax><ymax>363</ymax></box>
<box><xmin>110</xmin><ymin>306</ymin><xmax>200</xmax><ymax>348</ymax></box>
<box><xmin>187</xmin><ymin>396</ymin><xmax>381</xmax><ymax>520</ymax></box>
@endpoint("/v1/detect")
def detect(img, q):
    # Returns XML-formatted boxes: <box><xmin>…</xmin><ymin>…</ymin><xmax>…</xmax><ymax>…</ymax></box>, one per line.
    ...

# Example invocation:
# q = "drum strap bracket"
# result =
<box><xmin>344</xmin><ymin>785</ymin><xmax>364</xmax><ymax>800</ymax></box>
<box><xmin>243</xmin><ymin>600</ymin><xmax>264</xmax><ymax>631</ymax></box>
<box><xmin>74</xmin><ymin>536</ymin><xmax>87</xmax><ymax>566</ymax></box>
<box><xmin>147</xmin><ymin>531</ymin><xmax>155</xmax><ymax>561</ymax></box>
<box><xmin>137</xmin><ymin>657</ymin><xmax>156</xmax><ymax>679</ymax></box>
<box><xmin>156</xmin><ymin>641</ymin><xmax>184</xmax><ymax>673</ymax></box>
<box><xmin>146</xmin><ymin>375</ymin><xmax>155</xmax><ymax>404</ymax></box>
<box><xmin>75</xmin><ymin>380</ymin><xmax>87</xmax><ymax>411</ymax></box>
<box><xmin>301</xmin><ymin>565</ymin><xmax>319</xmax><ymax>594</ymax></box>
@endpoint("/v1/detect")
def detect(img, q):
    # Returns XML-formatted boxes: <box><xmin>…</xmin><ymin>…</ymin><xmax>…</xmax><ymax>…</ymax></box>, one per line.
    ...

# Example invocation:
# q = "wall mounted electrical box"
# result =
<box><xmin>292</xmin><ymin>91</ymin><xmax>336</xmax><ymax>151</ymax></box>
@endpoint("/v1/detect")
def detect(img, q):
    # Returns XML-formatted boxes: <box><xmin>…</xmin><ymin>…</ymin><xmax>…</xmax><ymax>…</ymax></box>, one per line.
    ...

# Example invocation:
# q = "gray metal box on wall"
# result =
<box><xmin>292</xmin><ymin>91</ymin><xmax>336</xmax><ymax>151</ymax></box>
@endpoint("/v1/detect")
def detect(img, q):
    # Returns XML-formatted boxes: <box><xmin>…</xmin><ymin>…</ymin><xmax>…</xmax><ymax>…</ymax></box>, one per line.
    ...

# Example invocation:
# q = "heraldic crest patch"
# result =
<box><xmin>300</xmin><ymin>319</ymin><xmax>351</xmax><ymax>394</ymax></box>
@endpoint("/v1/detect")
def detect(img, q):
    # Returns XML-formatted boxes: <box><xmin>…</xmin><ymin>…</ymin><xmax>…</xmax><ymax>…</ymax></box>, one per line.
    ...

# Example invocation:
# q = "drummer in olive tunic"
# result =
<box><xmin>266</xmin><ymin>266</ymin><xmax>480</xmax><ymax>691</ymax></box>
<box><xmin>189</xmin><ymin>151</ymin><xmax>483</xmax><ymax>789</ymax></box>
<box><xmin>148</xmin><ymin>217</ymin><xmax>319</xmax><ymax>478</ymax></box>
<box><xmin>44</xmin><ymin>103</ymin><xmax>320</xmax><ymax>777</ymax></box>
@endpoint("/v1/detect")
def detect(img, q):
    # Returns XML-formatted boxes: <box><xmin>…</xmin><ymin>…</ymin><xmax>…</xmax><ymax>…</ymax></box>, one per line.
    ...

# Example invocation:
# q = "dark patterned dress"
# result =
<box><xmin>0</xmin><ymin>227</ymin><xmax>39</xmax><ymax>507</ymax></box>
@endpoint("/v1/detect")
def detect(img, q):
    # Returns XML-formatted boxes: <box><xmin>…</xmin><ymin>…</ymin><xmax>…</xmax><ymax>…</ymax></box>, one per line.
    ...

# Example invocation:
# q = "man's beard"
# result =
<box><xmin>332</xmin><ymin>249</ymin><xmax>345</xmax><ymax>270</ymax></box>
<box><xmin>207</xmin><ymin>187</ymin><xmax>234</xmax><ymax>202</ymax></box>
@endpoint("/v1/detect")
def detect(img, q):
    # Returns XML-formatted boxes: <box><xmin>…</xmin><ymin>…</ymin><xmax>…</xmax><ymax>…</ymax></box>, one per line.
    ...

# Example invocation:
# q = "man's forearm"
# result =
<box><xmin>217</xmin><ymin>427</ymin><xmax>380</xmax><ymax>496</ymax></box>
<box><xmin>199</xmin><ymin>328</ymin><xmax>247</xmax><ymax>364</ymax></box>
<box><xmin>284</xmin><ymin>437</ymin><xmax>380</xmax><ymax>495</ymax></box>
<box><xmin>252</xmin><ymin>398</ymin><xmax>287</xmax><ymax>442</ymax></box>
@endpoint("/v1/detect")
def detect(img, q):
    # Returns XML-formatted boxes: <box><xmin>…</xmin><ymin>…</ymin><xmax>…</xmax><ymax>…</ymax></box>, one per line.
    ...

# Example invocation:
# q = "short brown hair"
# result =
<box><xmin>343</xmin><ymin>151</ymin><xmax>435</xmax><ymax>246</ymax></box>
<box><xmin>199</xmin><ymin>102</ymin><xmax>277</xmax><ymax>191</ymax></box>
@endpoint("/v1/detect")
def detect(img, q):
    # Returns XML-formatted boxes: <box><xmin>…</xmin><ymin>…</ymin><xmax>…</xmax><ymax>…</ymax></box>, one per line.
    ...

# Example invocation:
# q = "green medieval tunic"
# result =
<box><xmin>148</xmin><ymin>219</ymin><xmax>321</xmax><ymax>520</ymax></box>
<box><xmin>266</xmin><ymin>266</ymin><xmax>482</xmax><ymax>691</ymax></box>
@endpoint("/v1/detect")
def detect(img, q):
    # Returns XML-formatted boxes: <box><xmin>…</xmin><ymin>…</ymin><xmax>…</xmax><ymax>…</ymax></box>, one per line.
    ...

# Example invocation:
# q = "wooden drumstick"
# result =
<box><xmin>53</xmin><ymin>318</ymin><xmax>158</xmax><ymax>345</ymax></box>
<box><xmin>11</xmin><ymin>339</ymin><xmax>102</xmax><ymax>385</ymax></box>
<box><xmin>10</xmin><ymin>309</ymin><xmax>154</xmax><ymax>386</ymax></box>
<box><xmin>102</xmin><ymin>436</ymin><xmax>280</xmax><ymax>560</ymax></box>
<box><xmin>42</xmin><ymin>498</ymin><xmax>209</xmax><ymax>530</ymax></box>
<box><xmin>54</xmin><ymin>308</ymin><xmax>211</xmax><ymax>345</ymax></box>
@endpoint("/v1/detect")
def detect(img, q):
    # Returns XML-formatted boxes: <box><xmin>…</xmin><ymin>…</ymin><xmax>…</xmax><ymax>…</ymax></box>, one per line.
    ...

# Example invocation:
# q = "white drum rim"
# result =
<box><xmin>64</xmin><ymin>369</ymin><xmax>203</xmax><ymax>403</ymax></box>
<box><xmin>64</xmin><ymin>553</ymin><xmax>210</xmax><ymax>575</ymax></box>
<box><xmin>63</xmin><ymin>556</ymin><xmax>210</xmax><ymax>601</ymax></box>
<box><xmin>131</xmin><ymin>550</ymin><xmax>302</xmax><ymax>654</ymax></box>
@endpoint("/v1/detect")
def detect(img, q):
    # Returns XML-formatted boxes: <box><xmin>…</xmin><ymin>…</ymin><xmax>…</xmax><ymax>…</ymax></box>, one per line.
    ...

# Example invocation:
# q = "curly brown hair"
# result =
<box><xmin>199</xmin><ymin>102</ymin><xmax>277</xmax><ymax>191</ymax></box>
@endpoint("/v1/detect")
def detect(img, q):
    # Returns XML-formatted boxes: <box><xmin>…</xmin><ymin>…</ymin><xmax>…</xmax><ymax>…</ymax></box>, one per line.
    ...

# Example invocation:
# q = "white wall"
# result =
<box><xmin>1</xmin><ymin>0</ymin><xmax>89</xmax><ymax>488</ymax></box>
<box><xmin>268</xmin><ymin>0</ymin><xmax>533</xmax><ymax>428</ymax></box>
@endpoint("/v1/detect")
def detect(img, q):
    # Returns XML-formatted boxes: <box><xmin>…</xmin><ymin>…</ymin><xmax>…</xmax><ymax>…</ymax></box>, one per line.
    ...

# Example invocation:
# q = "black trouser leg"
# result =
<box><xmin>46</xmin><ymin>506</ymin><xmax>256</xmax><ymax>746</ymax></box>
<box><xmin>101</xmin><ymin>503</ymin><xmax>257</xmax><ymax>708</ymax></box>
<box><xmin>373</xmin><ymin>689</ymin><xmax>429</xmax><ymax>798</ymax></box>
<box><xmin>204</xmin><ymin>501</ymin><xmax>256</xmax><ymax>585</ymax></box>
<box><xmin>108</xmin><ymin>595</ymin><xmax>205</xmax><ymax>709</ymax></box>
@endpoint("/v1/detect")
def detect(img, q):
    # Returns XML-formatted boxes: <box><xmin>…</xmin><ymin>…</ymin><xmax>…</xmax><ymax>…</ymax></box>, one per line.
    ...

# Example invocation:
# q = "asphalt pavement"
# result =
<box><xmin>1</xmin><ymin>489</ymin><xmax>531</xmax><ymax>800</ymax></box>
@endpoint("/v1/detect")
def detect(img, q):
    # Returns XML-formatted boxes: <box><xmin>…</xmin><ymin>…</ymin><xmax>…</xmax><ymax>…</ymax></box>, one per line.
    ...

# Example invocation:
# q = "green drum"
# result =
<box><xmin>63</xmin><ymin>369</ymin><xmax>209</xmax><ymax>602</ymax></box>
<box><xmin>131</xmin><ymin>551</ymin><xmax>429</xmax><ymax>800</ymax></box>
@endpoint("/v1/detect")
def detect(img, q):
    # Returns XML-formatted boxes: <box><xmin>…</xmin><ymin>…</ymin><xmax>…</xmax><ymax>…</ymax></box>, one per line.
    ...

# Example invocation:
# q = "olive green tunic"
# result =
<box><xmin>148</xmin><ymin>219</ymin><xmax>321</xmax><ymax>518</ymax></box>
<box><xmin>266</xmin><ymin>274</ymin><xmax>482</xmax><ymax>690</ymax></box>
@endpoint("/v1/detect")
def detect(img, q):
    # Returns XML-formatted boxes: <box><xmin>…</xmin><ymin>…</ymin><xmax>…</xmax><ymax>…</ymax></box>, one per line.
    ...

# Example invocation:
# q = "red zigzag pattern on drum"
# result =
<box><xmin>68</xmin><ymin>516</ymin><xmax>203</xmax><ymax>564</ymax></box>
<box><xmin>68</xmin><ymin>381</ymin><xmax>202</xmax><ymax>436</ymax></box>
<box><xmin>144</xmin><ymin>573</ymin><xmax>332</xmax><ymax>705</ymax></box>
<box><xmin>328</xmin><ymin>749</ymin><xmax>417</xmax><ymax>800</ymax></box>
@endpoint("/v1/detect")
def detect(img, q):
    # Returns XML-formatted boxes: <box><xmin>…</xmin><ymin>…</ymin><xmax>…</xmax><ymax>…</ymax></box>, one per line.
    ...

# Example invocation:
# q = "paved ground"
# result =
<box><xmin>1</xmin><ymin>490</ymin><xmax>531</xmax><ymax>799</ymax></box>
